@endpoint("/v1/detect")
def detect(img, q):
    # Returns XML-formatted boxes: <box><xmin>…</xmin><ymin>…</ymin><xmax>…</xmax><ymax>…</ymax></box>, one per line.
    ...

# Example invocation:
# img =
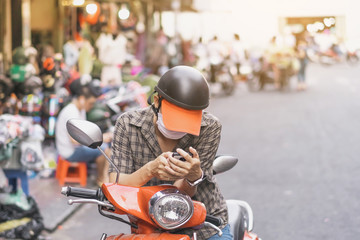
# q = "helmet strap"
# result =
<box><xmin>153</xmin><ymin>97</ymin><xmax>162</xmax><ymax>117</ymax></box>
<box><xmin>147</xmin><ymin>91</ymin><xmax>155</xmax><ymax>106</ymax></box>
<box><xmin>147</xmin><ymin>91</ymin><xmax>162</xmax><ymax>117</ymax></box>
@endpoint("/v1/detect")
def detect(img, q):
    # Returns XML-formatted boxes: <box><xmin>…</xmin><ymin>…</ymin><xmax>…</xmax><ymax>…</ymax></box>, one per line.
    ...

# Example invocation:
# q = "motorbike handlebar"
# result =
<box><xmin>205</xmin><ymin>215</ymin><xmax>223</xmax><ymax>226</ymax></box>
<box><xmin>61</xmin><ymin>186</ymin><xmax>100</xmax><ymax>199</ymax></box>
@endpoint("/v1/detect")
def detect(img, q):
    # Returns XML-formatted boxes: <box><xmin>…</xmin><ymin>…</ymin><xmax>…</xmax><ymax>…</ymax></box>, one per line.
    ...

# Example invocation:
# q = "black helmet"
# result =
<box><xmin>88</xmin><ymin>79</ymin><xmax>102</xmax><ymax>98</ymax></box>
<box><xmin>154</xmin><ymin>66</ymin><xmax>209</xmax><ymax>110</ymax></box>
<box><xmin>12</xmin><ymin>47</ymin><xmax>28</xmax><ymax>65</ymax></box>
<box><xmin>24</xmin><ymin>76</ymin><xmax>43</xmax><ymax>95</ymax></box>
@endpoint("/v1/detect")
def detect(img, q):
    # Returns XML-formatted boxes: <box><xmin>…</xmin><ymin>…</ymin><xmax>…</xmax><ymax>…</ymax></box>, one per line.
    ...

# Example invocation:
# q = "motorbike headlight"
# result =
<box><xmin>149</xmin><ymin>188</ymin><xmax>194</xmax><ymax>230</ymax></box>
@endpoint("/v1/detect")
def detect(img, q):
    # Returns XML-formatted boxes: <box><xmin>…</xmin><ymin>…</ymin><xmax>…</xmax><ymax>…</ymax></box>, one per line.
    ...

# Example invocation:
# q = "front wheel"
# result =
<box><xmin>247</xmin><ymin>75</ymin><xmax>260</xmax><ymax>92</ymax></box>
<box><xmin>347</xmin><ymin>53</ymin><xmax>359</xmax><ymax>65</ymax></box>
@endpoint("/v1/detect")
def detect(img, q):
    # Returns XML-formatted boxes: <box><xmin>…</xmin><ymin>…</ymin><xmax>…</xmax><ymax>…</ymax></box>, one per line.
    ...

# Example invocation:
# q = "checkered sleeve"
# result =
<box><xmin>190</xmin><ymin>115</ymin><xmax>229</xmax><ymax>239</ymax></box>
<box><xmin>196</xmin><ymin>116</ymin><xmax>222</xmax><ymax>179</ymax></box>
<box><xmin>110</xmin><ymin>114</ymin><xmax>134</xmax><ymax>174</ymax></box>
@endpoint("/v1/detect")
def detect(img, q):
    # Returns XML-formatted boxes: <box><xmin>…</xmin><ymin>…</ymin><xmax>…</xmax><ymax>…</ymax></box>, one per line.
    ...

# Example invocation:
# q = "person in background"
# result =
<box><xmin>264</xmin><ymin>36</ymin><xmax>281</xmax><ymax>88</ymax></box>
<box><xmin>95</xmin><ymin>28</ymin><xmax>127</xmax><ymax>86</ymax></box>
<box><xmin>230</xmin><ymin>33</ymin><xmax>247</xmax><ymax>76</ymax></box>
<box><xmin>109</xmin><ymin>66</ymin><xmax>233</xmax><ymax>239</ymax></box>
<box><xmin>296</xmin><ymin>39</ymin><xmax>309</xmax><ymax>90</ymax></box>
<box><xmin>207</xmin><ymin>36</ymin><xmax>228</xmax><ymax>83</ymax></box>
<box><xmin>264</xmin><ymin>35</ymin><xmax>295</xmax><ymax>89</ymax></box>
<box><xmin>55</xmin><ymin>80</ymin><xmax>111</xmax><ymax>186</ymax></box>
<box><xmin>146</xmin><ymin>28</ymin><xmax>169</xmax><ymax>75</ymax></box>
<box><xmin>193</xmin><ymin>37</ymin><xmax>209</xmax><ymax>71</ymax></box>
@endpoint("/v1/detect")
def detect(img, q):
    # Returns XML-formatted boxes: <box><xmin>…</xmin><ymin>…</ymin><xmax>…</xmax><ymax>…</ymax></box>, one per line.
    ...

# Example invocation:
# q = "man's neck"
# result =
<box><xmin>72</xmin><ymin>99</ymin><xmax>81</xmax><ymax>111</ymax></box>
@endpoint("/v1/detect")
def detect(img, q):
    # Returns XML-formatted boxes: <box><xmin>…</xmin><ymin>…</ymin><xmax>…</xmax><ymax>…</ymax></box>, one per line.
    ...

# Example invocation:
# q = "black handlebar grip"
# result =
<box><xmin>205</xmin><ymin>215</ymin><xmax>223</xmax><ymax>226</ymax></box>
<box><xmin>61</xmin><ymin>186</ymin><xmax>99</xmax><ymax>199</ymax></box>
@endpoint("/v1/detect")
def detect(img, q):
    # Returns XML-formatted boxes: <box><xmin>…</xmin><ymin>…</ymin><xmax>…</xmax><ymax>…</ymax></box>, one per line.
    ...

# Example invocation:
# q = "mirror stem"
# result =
<box><xmin>97</xmin><ymin>146</ymin><xmax>120</xmax><ymax>183</ymax></box>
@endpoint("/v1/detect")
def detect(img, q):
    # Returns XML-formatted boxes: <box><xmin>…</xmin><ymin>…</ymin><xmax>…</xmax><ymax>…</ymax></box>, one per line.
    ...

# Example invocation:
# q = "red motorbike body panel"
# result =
<box><xmin>102</xmin><ymin>183</ymin><xmax>206</xmax><ymax>232</ymax></box>
<box><xmin>106</xmin><ymin>233</ymin><xmax>190</xmax><ymax>240</ymax></box>
<box><xmin>244</xmin><ymin>231</ymin><xmax>260</xmax><ymax>240</ymax></box>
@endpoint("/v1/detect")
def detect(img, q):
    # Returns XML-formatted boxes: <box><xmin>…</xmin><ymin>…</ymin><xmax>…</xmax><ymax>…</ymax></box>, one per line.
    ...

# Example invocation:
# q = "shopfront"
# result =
<box><xmin>0</xmin><ymin>0</ymin><xmax>168</xmax><ymax>71</ymax></box>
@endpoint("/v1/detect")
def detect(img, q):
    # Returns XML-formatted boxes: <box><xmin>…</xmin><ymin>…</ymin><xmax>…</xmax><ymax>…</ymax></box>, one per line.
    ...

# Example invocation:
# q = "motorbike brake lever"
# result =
<box><xmin>204</xmin><ymin>222</ymin><xmax>223</xmax><ymax>236</ymax></box>
<box><xmin>68</xmin><ymin>199</ymin><xmax>115</xmax><ymax>210</ymax></box>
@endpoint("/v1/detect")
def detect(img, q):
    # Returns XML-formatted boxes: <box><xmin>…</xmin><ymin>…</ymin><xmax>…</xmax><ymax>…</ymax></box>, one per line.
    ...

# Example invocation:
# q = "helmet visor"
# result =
<box><xmin>162</xmin><ymin>99</ymin><xmax>202</xmax><ymax>136</ymax></box>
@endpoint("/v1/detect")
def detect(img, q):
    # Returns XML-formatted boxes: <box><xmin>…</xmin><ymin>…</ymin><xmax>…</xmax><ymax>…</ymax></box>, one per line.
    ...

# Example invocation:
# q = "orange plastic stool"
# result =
<box><xmin>56</xmin><ymin>156</ymin><xmax>87</xmax><ymax>187</ymax></box>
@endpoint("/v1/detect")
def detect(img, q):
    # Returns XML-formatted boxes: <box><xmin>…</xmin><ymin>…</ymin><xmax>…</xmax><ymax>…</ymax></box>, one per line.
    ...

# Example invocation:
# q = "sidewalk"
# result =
<box><xmin>28</xmin><ymin>175</ymin><xmax>129</xmax><ymax>239</ymax></box>
<box><xmin>29</xmin><ymin>176</ymin><xmax>86</xmax><ymax>232</ymax></box>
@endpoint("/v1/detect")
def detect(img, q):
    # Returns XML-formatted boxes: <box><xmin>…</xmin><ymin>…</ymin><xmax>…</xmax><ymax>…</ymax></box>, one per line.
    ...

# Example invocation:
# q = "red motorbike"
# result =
<box><xmin>62</xmin><ymin>119</ymin><xmax>260</xmax><ymax>240</ymax></box>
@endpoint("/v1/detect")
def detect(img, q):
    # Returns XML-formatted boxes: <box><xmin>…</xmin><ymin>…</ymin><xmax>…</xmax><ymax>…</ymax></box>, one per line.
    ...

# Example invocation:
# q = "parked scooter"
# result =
<box><xmin>346</xmin><ymin>48</ymin><xmax>360</xmax><ymax>65</ymax></box>
<box><xmin>205</xmin><ymin>56</ymin><xmax>236</xmax><ymax>96</ymax></box>
<box><xmin>306</xmin><ymin>43</ymin><xmax>359</xmax><ymax>66</ymax></box>
<box><xmin>62</xmin><ymin>119</ymin><xmax>260</xmax><ymax>240</ymax></box>
<box><xmin>317</xmin><ymin>44</ymin><xmax>346</xmax><ymax>66</ymax></box>
<box><xmin>243</xmin><ymin>58</ymin><xmax>262</xmax><ymax>92</ymax></box>
<box><xmin>87</xmin><ymin>81</ymin><xmax>150</xmax><ymax>133</ymax></box>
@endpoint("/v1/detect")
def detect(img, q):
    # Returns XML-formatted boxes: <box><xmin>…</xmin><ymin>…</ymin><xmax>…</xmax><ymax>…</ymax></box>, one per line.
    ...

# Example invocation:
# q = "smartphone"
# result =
<box><xmin>172</xmin><ymin>152</ymin><xmax>193</xmax><ymax>161</ymax></box>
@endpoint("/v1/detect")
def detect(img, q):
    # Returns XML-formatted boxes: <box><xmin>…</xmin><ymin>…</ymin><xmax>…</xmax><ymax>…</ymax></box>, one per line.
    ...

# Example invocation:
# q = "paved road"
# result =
<box><xmin>209</xmin><ymin>62</ymin><xmax>360</xmax><ymax>239</ymax></box>
<box><xmin>44</xmin><ymin>62</ymin><xmax>360</xmax><ymax>239</ymax></box>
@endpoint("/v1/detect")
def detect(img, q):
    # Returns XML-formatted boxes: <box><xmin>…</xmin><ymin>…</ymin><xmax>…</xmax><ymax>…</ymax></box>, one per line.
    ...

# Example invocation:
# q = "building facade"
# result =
<box><xmin>162</xmin><ymin>0</ymin><xmax>360</xmax><ymax>50</ymax></box>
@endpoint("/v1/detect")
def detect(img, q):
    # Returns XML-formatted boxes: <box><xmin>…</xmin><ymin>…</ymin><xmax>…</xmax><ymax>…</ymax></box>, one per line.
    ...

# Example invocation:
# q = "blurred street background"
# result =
<box><xmin>39</xmin><ymin>61</ymin><xmax>360</xmax><ymax>240</ymax></box>
<box><xmin>1</xmin><ymin>0</ymin><xmax>360</xmax><ymax>239</ymax></box>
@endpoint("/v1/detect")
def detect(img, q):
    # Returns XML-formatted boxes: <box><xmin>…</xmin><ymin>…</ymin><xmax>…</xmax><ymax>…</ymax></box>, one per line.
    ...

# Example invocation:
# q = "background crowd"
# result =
<box><xmin>0</xmin><ymin>21</ymin><xmax>352</xmax><ymax>178</ymax></box>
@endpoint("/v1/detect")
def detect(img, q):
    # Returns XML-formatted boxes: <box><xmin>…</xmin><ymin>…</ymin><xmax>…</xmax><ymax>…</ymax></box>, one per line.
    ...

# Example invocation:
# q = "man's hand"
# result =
<box><xmin>165</xmin><ymin>147</ymin><xmax>202</xmax><ymax>182</ymax></box>
<box><xmin>148</xmin><ymin>152</ymin><xmax>180</xmax><ymax>181</ymax></box>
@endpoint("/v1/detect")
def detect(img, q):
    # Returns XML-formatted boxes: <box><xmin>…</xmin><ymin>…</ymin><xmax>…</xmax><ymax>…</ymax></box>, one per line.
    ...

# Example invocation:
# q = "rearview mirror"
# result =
<box><xmin>66</xmin><ymin>118</ymin><xmax>120</xmax><ymax>183</ymax></box>
<box><xmin>66</xmin><ymin>119</ymin><xmax>103</xmax><ymax>149</ymax></box>
<box><xmin>213</xmin><ymin>155</ymin><xmax>238</xmax><ymax>175</ymax></box>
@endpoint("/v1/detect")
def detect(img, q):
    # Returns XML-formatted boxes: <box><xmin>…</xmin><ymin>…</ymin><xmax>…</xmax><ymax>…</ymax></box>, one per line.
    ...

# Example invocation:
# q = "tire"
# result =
<box><xmin>347</xmin><ymin>53</ymin><xmax>359</xmax><ymax>65</ymax></box>
<box><xmin>218</xmin><ymin>71</ymin><xmax>236</xmax><ymax>96</ymax></box>
<box><xmin>247</xmin><ymin>75</ymin><xmax>260</xmax><ymax>92</ymax></box>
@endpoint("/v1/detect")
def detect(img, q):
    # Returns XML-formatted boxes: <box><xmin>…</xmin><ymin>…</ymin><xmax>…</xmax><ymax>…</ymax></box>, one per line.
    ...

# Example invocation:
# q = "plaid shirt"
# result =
<box><xmin>110</xmin><ymin>107</ymin><xmax>228</xmax><ymax>239</ymax></box>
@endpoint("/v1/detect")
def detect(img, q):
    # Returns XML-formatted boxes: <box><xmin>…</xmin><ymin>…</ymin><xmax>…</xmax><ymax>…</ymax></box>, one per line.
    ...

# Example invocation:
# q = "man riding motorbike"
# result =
<box><xmin>109</xmin><ymin>66</ymin><xmax>232</xmax><ymax>239</ymax></box>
